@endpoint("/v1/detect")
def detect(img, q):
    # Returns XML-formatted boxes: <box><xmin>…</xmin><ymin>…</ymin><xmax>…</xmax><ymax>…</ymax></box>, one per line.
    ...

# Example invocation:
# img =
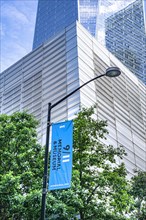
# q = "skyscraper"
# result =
<box><xmin>33</xmin><ymin>0</ymin><xmax>135</xmax><ymax>49</ymax></box>
<box><xmin>95</xmin><ymin>0</ymin><xmax>136</xmax><ymax>45</ymax></box>
<box><xmin>33</xmin><ymin>0</ymin><xmax>98</xmax><ymax>49</ymax></box>
<box><xmin>105</xmin><ymin>0</ymin><xmax>146</xmax><ymax>84</ymax></box>
<box><xmin>33</xmin><ymin>0</ymin><xmax>146</xmax><ymax>83</ymax></box>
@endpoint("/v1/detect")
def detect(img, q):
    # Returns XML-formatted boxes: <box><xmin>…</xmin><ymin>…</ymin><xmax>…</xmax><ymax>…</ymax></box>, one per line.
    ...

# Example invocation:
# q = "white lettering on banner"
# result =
<box><xmin>52</xmin><ymin>139</ymin><xmax>62</xmax><ymax>171</ymax></box>
<box><xmin>60</xmin><ymin>125</ymin><xmax>65</xmax><ymax>128</ymax></box>
<box><xmin>62</xmin><ymin>159</ymin><xmax>70</xmax><ymax>163</ymax></box>
<box><xmin>63</xmin><ymin>155</ymin><xmax>70</xmax><ymax>158</ymax></box>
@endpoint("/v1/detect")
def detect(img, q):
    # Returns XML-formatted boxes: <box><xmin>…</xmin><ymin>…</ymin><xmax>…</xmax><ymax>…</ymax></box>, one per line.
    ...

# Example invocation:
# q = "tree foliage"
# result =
<box><xmin>129</xmin><ymin>171</ymin><xmax>146</xmax><ymax>220</ymax></box>
<box><xmin>0</xmin><ymin>108</ymin><xmax>145</xmax><ymax>219</ymax></box>
<box><xmin>46</xmin><ymin>107</ymin><xmax>132</xmax><ymax>220</ymax></box>
<box><xmin>0</xmin><ymin>112</ymin><xmax>44</xmax><ymax>219</ymax></box>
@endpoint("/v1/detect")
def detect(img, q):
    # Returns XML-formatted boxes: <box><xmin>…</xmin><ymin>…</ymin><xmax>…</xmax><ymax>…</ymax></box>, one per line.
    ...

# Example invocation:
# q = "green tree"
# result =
<box><xmin>130</xmin><ymin>171</ymin><xmax>146</xmax><ymax>220</ymax></box>
<box><xmin>0</xmin><ymin>112</ymin><xmax>44</xmax><ymax>219</ymax></box>
<box><xmin>0</xmin><ymin>108</ymin><xmax>134</xmax><ymax>219</ymax></box>
<box><xmin>45</xmin><ymin>107</ymin><xmax>132</xmax><ymax>220</ymax></box>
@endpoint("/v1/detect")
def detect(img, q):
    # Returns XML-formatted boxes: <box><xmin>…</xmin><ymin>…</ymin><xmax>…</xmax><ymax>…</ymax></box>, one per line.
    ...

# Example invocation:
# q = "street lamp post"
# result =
<box><xmin>40</xmin><ymin>67</ymin><xmax>121</xmax><ymax>220</ymax></box>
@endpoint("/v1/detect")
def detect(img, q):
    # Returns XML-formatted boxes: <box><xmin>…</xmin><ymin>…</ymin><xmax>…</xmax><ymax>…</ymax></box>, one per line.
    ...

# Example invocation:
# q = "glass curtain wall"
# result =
<box><xmin>78</xmin><ymin>0</ymin><xmax>98</xmax><ymax>36</ymax></box>
<box><xmin>105</xmin><ymin>0</ymin><xmax>146</xmax><ymax>84</ymax></box>
<box><xmin>33</xmin><ymin>0</ymin><xmax>137</xmax><ymax>49</ymax></box>
<box><xmin>96</xmin><ymin>0</ymin><xmax>136</xmax><ymax>45</ymax></box>
<box><xmin>33</xmin><ymin>0</ymin><xmax>78</xmax><ymax>49</ymax></box>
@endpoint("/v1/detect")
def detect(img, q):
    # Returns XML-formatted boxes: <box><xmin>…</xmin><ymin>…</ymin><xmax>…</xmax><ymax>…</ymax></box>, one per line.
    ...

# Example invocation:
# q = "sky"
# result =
<box><xmin>0</xmin><ymin>0</ymin><xmax>136</xmax><ymax>73</ymax></box>
<box><xmin>0</xmin><ymin>0</ymin><xmax>38</xmax><ymax>72</ymax></box>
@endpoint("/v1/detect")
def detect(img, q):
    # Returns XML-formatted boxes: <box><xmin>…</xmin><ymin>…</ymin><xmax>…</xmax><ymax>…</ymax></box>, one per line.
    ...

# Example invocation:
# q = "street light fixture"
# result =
<box><xmin>40</xmin><ymin>66</ymin><xmax>121</xmax><ymax>220</ymax></box>
<box><xmin>106</xmin><ymin>67</ymin><xmax>121</xmax><ymax>77</ymax></box>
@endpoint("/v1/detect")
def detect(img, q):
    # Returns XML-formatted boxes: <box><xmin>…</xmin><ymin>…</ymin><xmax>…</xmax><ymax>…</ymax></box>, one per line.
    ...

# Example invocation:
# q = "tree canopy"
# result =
<box><xmin>0</xmin><ymin>108</ymin><xmax>145</xmax><ymax>220</ymax></box>
<box><xmin>45</xmin><ymin>107</ymin><xmax>132</xmax><ymax>220</ymax></box>
<box><xmin>0</xmin><ymin>112</ymin><xmax>44</xmax><ymax>219</ymax></box>
<box><xmin>130</xmin><ymin>171</ymin><xmax>146</xmax><ymax>220</ymax></box>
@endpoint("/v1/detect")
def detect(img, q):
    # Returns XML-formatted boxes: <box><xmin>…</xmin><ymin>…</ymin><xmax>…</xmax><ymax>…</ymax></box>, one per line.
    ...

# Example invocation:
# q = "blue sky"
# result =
<box><xmin>0</xmin><ymin>0</ymin><xmax>38</xmax><ymax>72</ymax></box>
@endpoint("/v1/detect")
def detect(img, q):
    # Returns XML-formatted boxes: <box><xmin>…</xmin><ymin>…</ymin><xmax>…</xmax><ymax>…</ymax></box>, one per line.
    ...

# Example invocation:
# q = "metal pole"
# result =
<box><xmin>40</xmin><ymin>103</ymin><xmax>51</xmax><ymax>220</ymax></box>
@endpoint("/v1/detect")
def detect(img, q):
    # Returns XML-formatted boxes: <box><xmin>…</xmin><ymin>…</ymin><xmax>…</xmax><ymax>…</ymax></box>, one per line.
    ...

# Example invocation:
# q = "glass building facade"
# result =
<box><xmin>105</xmin><ymin>0</ymin><xmax>146</xmax><ymax>84</ymax></box>
<box><xmin>78</xmin><ymin>0</ymin><xmax>98</xmax><ymax>36</ymax></box>
<box><xmin>1</xmin><ymin>22</ymin><xmax>146</xmax><ymax>176</ymax></box>
<box><xmin>96</xmin><ymin>0</ymin><xmax>136</xmax><ymax>44</ymax></box>
<box><xmin>33</xmin><ymin>0</ymin><xmax>135</xmax><ymax>49</ymax></box>
<box><xmin>33</xmin><ymin>0</ymin><xmax>78</xmax><ymax>49</ymax></box>
<box><xmin>33</xmin><ymin>0</ymin><xmax>146</xmax><ymax>83</ymax></box>
<box><xmin>33</xmin><ymin>0</ymin><xmax>99</xmax><ymax>49</ymax></box>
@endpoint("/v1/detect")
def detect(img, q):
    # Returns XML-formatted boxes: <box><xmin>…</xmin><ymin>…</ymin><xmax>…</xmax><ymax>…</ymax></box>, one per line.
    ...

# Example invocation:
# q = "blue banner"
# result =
<box><xmin>49</xmin><ymin>120</ymin><xmax>73</xmax><ymax>190</ymax></box>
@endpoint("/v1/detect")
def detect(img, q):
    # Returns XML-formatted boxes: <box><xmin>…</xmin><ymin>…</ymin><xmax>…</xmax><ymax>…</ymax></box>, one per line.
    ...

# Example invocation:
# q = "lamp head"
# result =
<box><xmin>106</xmin><ymin>67</ymin><xmax>121</xmax><ymax>77</ymax></box>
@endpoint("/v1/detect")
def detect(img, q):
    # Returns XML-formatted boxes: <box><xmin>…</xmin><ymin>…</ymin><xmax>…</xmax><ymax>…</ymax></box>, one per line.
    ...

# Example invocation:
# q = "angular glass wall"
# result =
<box><xmin>105</xmin><ymin>0</ymin><xmax>146</xmax><ymax>84</ymax></box>
<box><xmin>96</xmin><ymin>0</ymin><xmax>136</xmax><ymax>45</ymax></box>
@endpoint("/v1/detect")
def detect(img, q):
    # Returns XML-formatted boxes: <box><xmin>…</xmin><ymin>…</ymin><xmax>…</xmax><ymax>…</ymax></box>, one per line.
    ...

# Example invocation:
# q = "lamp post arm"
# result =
<box><xmin>51</xmin><ymin>73</ymin><xmax>106</xmax><ymax>109</ymax></box>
